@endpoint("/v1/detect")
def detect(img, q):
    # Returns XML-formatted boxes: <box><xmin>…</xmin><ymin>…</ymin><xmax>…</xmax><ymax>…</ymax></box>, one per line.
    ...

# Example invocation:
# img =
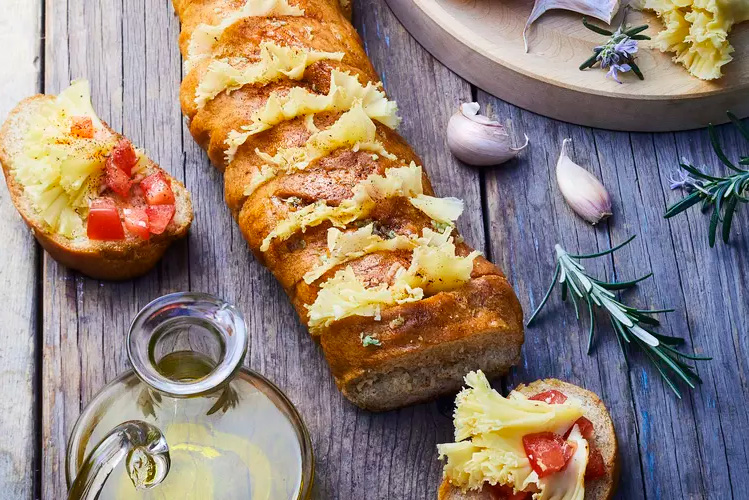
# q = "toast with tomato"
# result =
<box><xmin>437</xmin><ymin>372</ymin><xmax>619</xmax><ymax>500</ymax></box>
<box><xmin>0</xmin><ymin>80</ymin><xmax>193</xmax><ymax>280</ymax></box>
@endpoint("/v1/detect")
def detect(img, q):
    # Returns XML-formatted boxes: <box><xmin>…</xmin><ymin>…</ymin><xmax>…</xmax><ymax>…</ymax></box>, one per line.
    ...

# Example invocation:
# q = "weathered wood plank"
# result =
<box><xmin>183</xmin><ymin>2</ymin><xmax>485</xmax><ymax>499</ymax></box>
<box><xmin>476</xmin><ymin>97</ymin><xmax>647</xmax><ymax>500</ymax></box>
<box><xmin>654</xmin><ymin>123</ymin><xmax>749</xmax><ymax>497</ymax></box>
<box><xmin>31</xmin><ymin>0</ymin><xmax>749</xmax><ymax>498</ymax></box>
<box><xmin>479</xmin><ymin>83</ymin><xmax>749</xmax><ymax>499</ymax></box>
<box><xmin>41</xmin><ymin>0</ymin><xmax>189</xmax><ymax>497</ymax></box>
<box><xmin>0</xmin><ymin>1</ymin><xmax>42</xmax><ymax>497</ymax></box>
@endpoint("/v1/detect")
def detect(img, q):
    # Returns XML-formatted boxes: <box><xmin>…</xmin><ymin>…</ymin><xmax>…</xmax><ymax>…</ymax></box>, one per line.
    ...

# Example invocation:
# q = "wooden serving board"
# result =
<box><xmin>384</xmin><ymin>0</ymin><xmax>749</xmax><ymax>131</ymax></box>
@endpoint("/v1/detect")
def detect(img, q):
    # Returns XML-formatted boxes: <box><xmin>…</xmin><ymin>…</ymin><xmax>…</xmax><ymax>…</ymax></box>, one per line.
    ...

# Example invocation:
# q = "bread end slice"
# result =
<box><xmin>438</xmin><ymin>379</ymin><xmax>619</xmax><ymax>500</ymax></box>
<box><xmin>0</xmin><ymin>95</ymin><xmax>193</xmax><ymax>280</ymax></box>
<box><xmin>319</xmin><ymin>274</ymin><xmax>524</xmax><ymax>411</ymax></box>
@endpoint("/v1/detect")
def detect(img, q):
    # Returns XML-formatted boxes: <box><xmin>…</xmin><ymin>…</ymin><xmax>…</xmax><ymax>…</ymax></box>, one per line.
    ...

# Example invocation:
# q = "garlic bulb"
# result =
<box><xmin>524</xmin><ymin>0</ymin><xmax>623</xmax><ymax>52</ymax></box>
<box><xmin>446</xmin><ymin>103</ymin><xmax>529</xmax><ymax>167</ymax></box>
<box><xmin>556</xmin><ymin>138</ymin><xmax>612</xmax><ymax>224</ymax></box>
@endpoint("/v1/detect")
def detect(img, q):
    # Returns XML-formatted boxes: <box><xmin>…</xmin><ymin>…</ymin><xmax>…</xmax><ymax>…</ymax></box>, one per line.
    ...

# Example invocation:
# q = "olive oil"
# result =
<box><xmin>73</xmin><ymin>352</ymin><xmax>307</xmax><ymax>499</ymax></box>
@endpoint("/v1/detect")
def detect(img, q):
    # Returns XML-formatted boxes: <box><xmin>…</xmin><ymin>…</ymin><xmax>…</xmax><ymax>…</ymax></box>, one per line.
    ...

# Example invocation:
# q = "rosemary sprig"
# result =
<box><xmin>579</xmin><ymin>17</ymin><xmax>650</xmax><ymax>83</ymax></box>
<box><xmin>665</xmin><ymin>112</ymin><xmax>749</xmax><ymax>247</ymax></box>
<box><xmin>527</xmin><ymin>236</ymin><xmax>710</xmax><ymax>398</ymax></box>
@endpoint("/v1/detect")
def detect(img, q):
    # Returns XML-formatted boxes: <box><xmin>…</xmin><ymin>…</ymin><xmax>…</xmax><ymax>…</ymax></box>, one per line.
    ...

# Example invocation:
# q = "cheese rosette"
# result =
<box><xmin>437</xmin><ymin>371</ymin><xmax>589</xmax><ymax>499</ymax></box>
<box><xmin>305</xmin><ymin>225</ymin><xmax>480</xmax><ymax>331</ymax></box>
<box><xmin>245</xmin><ymin>102</ymin><xmax>396</xmax><ymax>196</ymax></box>
<box><xmin>307</xmin><ymin>228</ymin><xmax>479</xmax><ymax>332</ymax></box>
<box><xmin>224</xmin><ymin>69</ymin><xmax>401</xmax><ymax>162</ymax></box>
<box><xmin>195</xmin><ymin>42</ymin><xmax>345</xmax><ymax>108</ymax></box>
<box><xmin>184</xmin><ymin>0</ymin><xmax>306</xmax><ymax>71</ymax></box>
<box><xmin>14</xmin><ymin>80</ymin><xmax>122</xmax><ymax>238</ymax></box>
<box><xmin>644</xmin><ymin>0</ymin><xmax>749</xmax><ymax>79</ymax></box>
<box><xmin>259</xmin><ymin>164</ymin><xmax>464</xmax><ymax>251</ymax></box>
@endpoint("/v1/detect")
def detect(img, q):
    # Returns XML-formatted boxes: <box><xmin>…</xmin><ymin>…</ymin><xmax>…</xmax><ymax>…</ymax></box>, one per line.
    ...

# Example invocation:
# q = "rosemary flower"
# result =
<box><xmin>579</xmin><ymin>18</ymin><xmax>650</xmax><ymax>83</ymax></box>
<box><xmin>668</xmin><ymin>169</ymin><xmax>701</xmax><ymax>192</ymax></box>
<box><xmin>665</xmin><ymin>112</ymin><xmax>749</xmax><ymax>246</ymax></box>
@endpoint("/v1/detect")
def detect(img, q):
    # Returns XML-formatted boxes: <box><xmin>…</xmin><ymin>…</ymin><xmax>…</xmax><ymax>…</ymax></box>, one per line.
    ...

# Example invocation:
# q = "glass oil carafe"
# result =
<box><xmin>66</xmin><ymin>293</ymin><xmax>314</xmax><ymax>499</ymax></box>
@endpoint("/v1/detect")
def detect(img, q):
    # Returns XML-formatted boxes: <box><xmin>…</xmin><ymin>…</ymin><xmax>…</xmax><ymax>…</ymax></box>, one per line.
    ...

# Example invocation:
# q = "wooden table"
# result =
<box><xmin>1</xmin><ymin>1</ymin><xmax>747</xmax><ymax>498</ymax></box>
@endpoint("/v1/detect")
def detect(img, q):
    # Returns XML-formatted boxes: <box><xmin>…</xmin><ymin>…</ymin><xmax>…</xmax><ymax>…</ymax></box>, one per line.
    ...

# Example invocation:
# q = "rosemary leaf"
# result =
<box><xmin>665</xmin><ymin>113</ymin><xmax>749</xmax><ymax>246</ymax></box>
<box><xmin>528</xmin><ymin>237</ymin><xmax>709</xmax><ymax>397</ymax></box>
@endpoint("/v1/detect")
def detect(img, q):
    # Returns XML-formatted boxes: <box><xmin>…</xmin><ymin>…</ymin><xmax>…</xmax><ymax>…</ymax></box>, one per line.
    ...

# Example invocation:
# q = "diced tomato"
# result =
<box><xmin>564</xmin><ymin>417</ymin><xmax>595</xmax><ymax>440</ymax></box>
<box><xmin>105</xmin><ymin>164</ymin><xmax>132</xmax><ymax>197</ymax></box>
<box><xmin>141</xmin><ymin>172</ymin><xmax>175</xmax><ymax>206</ymax></box>
<box><xmin>529</xmin><ymin>390</ymin><xmax>568</xmax><ymax>405</ymax></box>
<box><xmin>70</xmin><ymin>116</ymin><xmax>94</xmax><ymax>138</ymax></box>
<box><xmin>487</xmin><ymin>484</ymin><xmax>532</xmax><ymax>500</ymax></box>
<box><xmin>522</xmin><ymin>432</ymin><xmax>576</xmax><ymax>478</ymax></box>
<box><xmin>123</xmin><ymin>207</ymin><xmax>150</xmax><ymax>240</ymax></box>
<box><xmin>146</xmin><ymin>205</ymin><xmax>175</xmax><ymax>235</ymax></box>
<box><xmin>585</xmin><ymin>445</ymin><xmax>606</xmax><ymax>479</ymax></box>
<box><xmin>108</xmin><ymin>138</ymin><xmax>138</xmax><ymax>176</ymax></box>
<box><xmin>87</xmin><ymin>198</ymin><xmax>124</xmax><ymax>240</ymax></box>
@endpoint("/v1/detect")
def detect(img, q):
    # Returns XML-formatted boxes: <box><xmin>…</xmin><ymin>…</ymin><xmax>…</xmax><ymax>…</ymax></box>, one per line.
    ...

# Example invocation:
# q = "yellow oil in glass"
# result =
<box><xmin>78</xmin><ymin>352</ymin><xmax>305</xmax><ymax>500</ymax></box>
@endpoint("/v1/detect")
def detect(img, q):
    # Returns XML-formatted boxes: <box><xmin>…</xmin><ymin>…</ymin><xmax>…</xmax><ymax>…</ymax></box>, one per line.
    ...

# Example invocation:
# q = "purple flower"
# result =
<box><xmin>606</xmin><ymin>63</ymin><xmax>632</xmax><ymax>83</ymax></box>
<box><xmin>615</xmin><ymin>38</ymin><xmax>638</xmax><ymax>56</ymax></box>
<box><xmin>668</xmin><ymin>170</ymin><xmax>701</xmax><ymax>192</ymax></box>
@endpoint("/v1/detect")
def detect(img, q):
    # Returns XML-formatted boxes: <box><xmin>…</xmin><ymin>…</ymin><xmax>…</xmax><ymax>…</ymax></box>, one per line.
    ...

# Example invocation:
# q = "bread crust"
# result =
<box><xmin>437</xmin><ymin>379</ymin><xmax>619</xmax><ymax>500</ymax></box>
<box><xmin>173</xmin><ymin>0</ymin><xmax>524</xmax><ymax>409</ymax></box>
<box><xmin>0</xmin><ymin>95</ymin><xmax>193</xmax><ymax>281</ymax></box>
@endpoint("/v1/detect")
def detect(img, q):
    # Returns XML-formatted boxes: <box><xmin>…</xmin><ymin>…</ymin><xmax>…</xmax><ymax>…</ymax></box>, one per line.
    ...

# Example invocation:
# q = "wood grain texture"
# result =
<box><xmin>41</xmin><ymin>0</ymin><xmax>190</xmax><ymax>496</ymax></box>
<box><xmin>37</xmin><ymin>0</ymin><xmax>478</xmax><ymax>497</ymax></box>
<box><xmin>477</xmin><ymin>91</ymin><xmax>749</xmax><ymax>499</ymax></box>
<box><xmin>0</xmin><ymin>1</ymin><xmax>41</xmax><ymax>497</ymax></box>
<box><xmin>385</xmin><ymin>0</ymin><xmax>749</xmax><ymax>131</ymax></box>
<box><xmin>1</xmin><ymin>0</ymin><xmax>747</xmax><ymax>498</ymax></box>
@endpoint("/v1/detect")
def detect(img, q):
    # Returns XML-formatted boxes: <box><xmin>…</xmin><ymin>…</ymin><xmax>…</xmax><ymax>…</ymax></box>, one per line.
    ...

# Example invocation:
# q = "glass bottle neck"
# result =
<box><xmin>127</xmin><ymin>293</ymin><xmax>248</xmax><ymax>398</ymax></box>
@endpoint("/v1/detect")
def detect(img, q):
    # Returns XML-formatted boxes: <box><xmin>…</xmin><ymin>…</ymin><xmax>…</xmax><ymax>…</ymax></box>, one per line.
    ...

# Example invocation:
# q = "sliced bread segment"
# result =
<box><xmin>438</xmin><ymin>378</ymin><xmax>619</xmax><ymax>500</ymax></box>
<box><xmin>0</xmin><ymin>88</ymin><xmax>193</xmax><ymax>280</ymax></box>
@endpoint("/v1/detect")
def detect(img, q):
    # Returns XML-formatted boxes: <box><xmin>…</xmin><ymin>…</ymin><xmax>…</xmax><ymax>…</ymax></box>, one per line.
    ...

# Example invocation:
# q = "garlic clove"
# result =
<box><xmin>524</xmin><ymin>0</ymin><xmax>623</xmax><ymax>52</ymax></box>
<box><xmin>447</xmin><ymin>102</ymin><xmax>529</xmax><ymax>167</ymax></box>
<box><xmin>556</xmin><ymin>138</ymin><xmax>612</xmax><ymax>224</ymax></box>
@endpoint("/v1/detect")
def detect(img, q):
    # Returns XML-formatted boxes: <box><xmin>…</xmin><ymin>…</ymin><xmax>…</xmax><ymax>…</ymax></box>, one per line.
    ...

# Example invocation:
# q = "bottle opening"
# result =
<box><xmin>150</xmin><ymin>316</ymin><xmax>226</xmax><ymax>382</ymax></box>
<box><xmin>128</xmin><ymin>293</ymin><xmax>248</xmax><ymax>397</ymax></box>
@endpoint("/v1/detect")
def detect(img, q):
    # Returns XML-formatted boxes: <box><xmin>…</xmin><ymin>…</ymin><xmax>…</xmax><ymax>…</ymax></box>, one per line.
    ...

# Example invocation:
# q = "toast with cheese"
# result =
<box><xmin>172</xmin><ymin>0</ymin><xmax>523</xmax><ymax>411</ymax></box>
<box><xmin>437</xmin><ymin>373</ymin><xmax>619</xmax><ymax>500</ymax></box>
<box><xmin>0</xmin><ymin>81</ymin><xmax>193</xmax><ymax>280</ymax></box>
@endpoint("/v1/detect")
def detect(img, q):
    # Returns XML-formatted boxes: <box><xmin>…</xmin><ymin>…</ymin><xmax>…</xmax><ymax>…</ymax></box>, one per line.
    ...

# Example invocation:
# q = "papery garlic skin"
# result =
<box><xmin>524</xmin><ymin>0</ymin><xmax>623</xmax><ymax>51</ymax></box>
<box><xmin>447</xmin><ymin>103</ymin><xmax>529</xmax><ymax>167</ymax></box>
<box><xmin>556</xmin><ymin>138</ymin><xmax>612</xmax><ymax>224</ymax></box>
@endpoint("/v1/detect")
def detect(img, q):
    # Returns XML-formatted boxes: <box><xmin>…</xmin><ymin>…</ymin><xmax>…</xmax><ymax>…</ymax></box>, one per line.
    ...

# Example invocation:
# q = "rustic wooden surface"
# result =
<box><xmin>0</xmin><ymin>0</ymin><xmax>747</xmax><ymax>498</ymax></box>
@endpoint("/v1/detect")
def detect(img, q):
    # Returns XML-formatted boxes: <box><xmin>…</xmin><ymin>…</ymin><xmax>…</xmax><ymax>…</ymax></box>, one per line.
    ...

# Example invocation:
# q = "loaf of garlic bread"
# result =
<box><xmin>173</xmin><ymin>0</ymin><xmax>524</xmax><ymax>410</ymax></box>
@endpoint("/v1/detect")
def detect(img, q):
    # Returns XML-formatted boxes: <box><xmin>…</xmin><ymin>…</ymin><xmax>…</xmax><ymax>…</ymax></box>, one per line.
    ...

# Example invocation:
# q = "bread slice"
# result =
<box><xmin>438</xmin><ymin>379</ymin><xmax>619</xmax><ymax>500</ymax></box>
<box><xmin>0</xmin><ymin>94</ymin><xmax>193</xmax><ymax>280</ymax></box>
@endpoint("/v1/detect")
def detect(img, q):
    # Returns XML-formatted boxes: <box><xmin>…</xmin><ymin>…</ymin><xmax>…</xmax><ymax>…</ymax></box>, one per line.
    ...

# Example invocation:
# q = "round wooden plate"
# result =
<box><xmin>384</xmin><ymin>0</ymin><xmax>749</xmax><ymax>131</ymax></box>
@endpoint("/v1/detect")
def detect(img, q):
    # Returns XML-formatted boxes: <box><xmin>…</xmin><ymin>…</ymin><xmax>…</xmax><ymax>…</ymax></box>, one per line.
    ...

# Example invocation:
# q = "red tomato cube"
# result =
<box><xmin>108</xmin><ymin>139</ymin><xmax>138</xmax><ymax>176</ymax></box>
<box><xmin>146</xmin><ymin>205</ymin><xmax>175</xmax><ymax>235</ymax></box>
<box><xmin>522</xmin><ymin>432</ymin><xmax>576</xmax><ymax>478</ymax></box>
<box><xmin>105</xmin><ymin>164</ymin><xmax>132</xmax><ymax>197</ymax></box>
<box><xmin>585</xmin><ymin>445</ymin><xmax>606</xmax><ymax>479</ymax></box>
<box><xmin>70</xmin><ymin>116</ymin><xmax>94</xmax><ymax>139</ymax></box>
<box><xmin>123</xmin><ymin>207</ymin><xmax>150</xmax><ymax>240</ymax></box>
<box><xmin>87</xmin><ymin>198</ymin><xmax>124</xmax><ymax>240</ymax></box>
<box><xmin>141</xmin><ymin>172</ymin><xmax>175</xmax><ymax>206</ymax></box>
<box><xmin>564</xmin><ymin>416</ymin><xmax>595</xmax><ymax>440</ymax></box>
<box><xmin>529</xmin><ymin>390</ymin><xmax>568</xmax><ymax>405</ymax></box>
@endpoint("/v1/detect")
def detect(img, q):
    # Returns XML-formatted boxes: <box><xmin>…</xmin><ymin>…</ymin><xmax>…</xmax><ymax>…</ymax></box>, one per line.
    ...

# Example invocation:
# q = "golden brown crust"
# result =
<box><xmin>173</xmin><ymin>0</ymin><xmax>524</xmax><ymax>409</ymax></box>
<box><xmin>0</xmin><ymin>94</ymin><xmax>193</xmax><ymax>281</ymax></box>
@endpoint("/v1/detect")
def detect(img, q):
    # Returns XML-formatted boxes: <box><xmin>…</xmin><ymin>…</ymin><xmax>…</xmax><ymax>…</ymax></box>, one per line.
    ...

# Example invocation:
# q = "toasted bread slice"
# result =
<box><xmin>438</xmin><ymin>379</ymin><xmax>619</xmax><ymax>500</ymax></box>
<box><xmin>0</xmin><ymin>90</ymin><xmax>192</xmax><ymax>280</ymax></box>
